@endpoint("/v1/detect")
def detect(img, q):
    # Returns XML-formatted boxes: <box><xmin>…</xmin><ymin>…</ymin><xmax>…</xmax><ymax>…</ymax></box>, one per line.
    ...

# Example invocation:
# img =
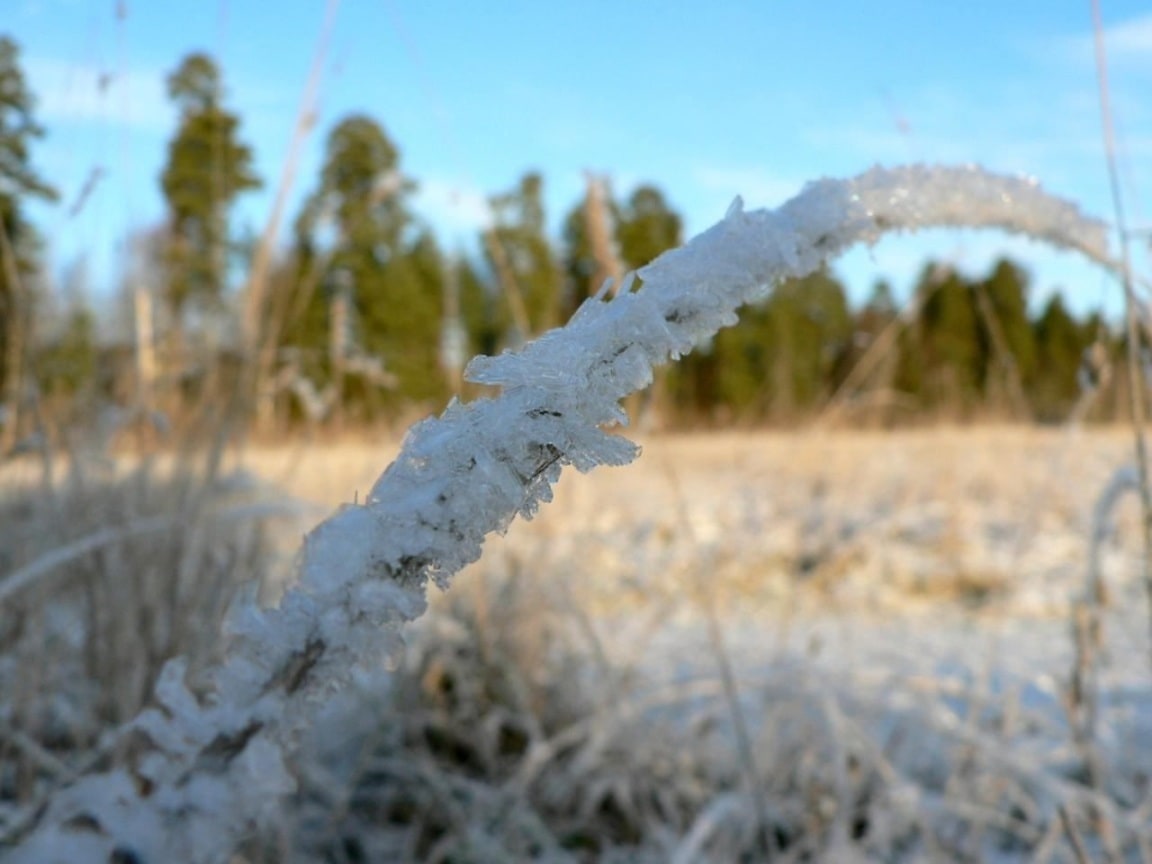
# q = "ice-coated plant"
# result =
<box><xmin>3</xmin><ymin>164</ymin><xmax>1112</xmax><ymax>863</ymax></box>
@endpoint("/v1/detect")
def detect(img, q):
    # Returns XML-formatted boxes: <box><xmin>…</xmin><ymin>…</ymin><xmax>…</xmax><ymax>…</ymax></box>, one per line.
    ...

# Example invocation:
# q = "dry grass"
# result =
<box><xmin>4</xmin><ymin>426</ymin><xmax>1152</xmax><ymax>861</ymax></box>
<box><xmin>0</xmin><ymin>444</ymin><xmax>313</xmax><ymax>826</ymax></box>
<box><xmin>230</xmin><ymin>425</ymin><xmax>1152</xmax><ymax>861</ymax></box>
<box><xmin>251</xmin><ymin>428</ymin><xmax>1141</xmax><ymax>607</ymax></box>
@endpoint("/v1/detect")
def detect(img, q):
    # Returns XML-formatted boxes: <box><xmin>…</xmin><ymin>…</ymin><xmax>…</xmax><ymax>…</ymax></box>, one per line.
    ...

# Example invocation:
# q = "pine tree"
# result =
<box><xmin>456</xmin><ymin>254</ymin><xmax>500</xmax><ymax>359</ymax></box>
<box><xmin>914</xmin><ymin>263</ymin><xmax>983</xmax><ymax>417</ymax></box>
<box><xmin>710</xmin><ymin>269</ymin><xmax>851</xmax><ymax>424</ymax></box>
<box><xmin>159</xmin><ymin>52</ymin><xmax>261</xmax><ymax>332</ymax></box>
<box><xmin>485</xmin><ymin>172</ymin><xmax>561</xmax><ymax>341</ymax></box>
<box><xmin>560</xmin><ymin>186</ymin><xmax>621</xmax><ymax>319</ymax></box>
<box><xmin>293</xmin><ymin>114</ymin><xmax>443</xmax><ymax>415</ymax></box>
<box><xmin>1032</xmin><ymin>293</ymin><xmax>1090</xmax><ymax>421</ymax></box>
<box><xmin>36</xmin><ymin>303</ymin><xmax>97</xmax><ymax>400</ymax></box>
<box><xmin>975</xmin><ymin>257</ymin><xmax>1035</xmax><ymax>417</ymax></box>
<box><xmin>617</xmin><ymin>184</ymin><xmax>683</xmax><ymax>270</ymax></box>
<box><xmin>711</xmin><ymin>300</ymin><xmax>774</xmax><ymax>421</ymax></box>
<box><xmin>0</xmin><ymin>34</ymin><xmax>58</xmax><ymax>447</ymax></box>
<box><xmin>843</xmin><ymin>279</ymin><xmax>899</xmax><ymax>374</ymax></box>
<box><xmin>376</xmin><ymin>229</ymin><xmax>446</xmax><ymax>403</ymax></box>
<box><xmin>980</xmin><ymin>258</ymin><xmax>1035</xmax><ymax>376</ymax></box>
<box><xmin>788</xmin><ymin>269</ymin><xmax>852</xmax><ymax>408</ymax></box>
<box><xmin>824</xmin><ymin>280</ymin><xmax>902</xmax><ymax>425</ymax></box>
<box><xmin>265</xmin><ymin>246</ymin><xmax>328</xmax><ymax>417</ymax></box>
<box><xmin>562</xmin><ymin>181</ymin><xmax>682</xmax><ymax>317</ymax></box>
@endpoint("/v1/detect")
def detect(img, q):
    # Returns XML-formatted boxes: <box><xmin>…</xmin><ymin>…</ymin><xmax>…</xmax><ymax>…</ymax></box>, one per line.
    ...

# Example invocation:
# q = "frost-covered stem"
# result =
<box><xmin>1090</xmin><ymin>0</ymin><xmax>1152</xmax><ymax>666</ymax></box>
<box><xmin>1072</xmin><ymin>465</ymin><xmax>1142</xmax><ymax>799</ymax></box>
<box><xmin>6</xmin><ymin>165</ymin><xmax>1110</xmax><ymax>863</ymax></box>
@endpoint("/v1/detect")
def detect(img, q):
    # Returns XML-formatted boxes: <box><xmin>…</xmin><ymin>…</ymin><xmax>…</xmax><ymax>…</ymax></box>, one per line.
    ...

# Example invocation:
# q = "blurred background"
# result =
<box><xmin>5</xmin><ymin>4</ymin><xmax>1152</xmax><ymax>861</ymax></box>
<box><xmin>2</xmin><ymin>0</ymin><xmax>1151</xmax><ymax>441</ymax></box>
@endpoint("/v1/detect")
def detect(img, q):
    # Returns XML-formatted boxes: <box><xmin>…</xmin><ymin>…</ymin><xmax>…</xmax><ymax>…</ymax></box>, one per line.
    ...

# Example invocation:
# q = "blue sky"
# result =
<box><xmin>10</xmin><ymin>0</ymin><xmax>1152</xmax><ymax>318</ymax></box>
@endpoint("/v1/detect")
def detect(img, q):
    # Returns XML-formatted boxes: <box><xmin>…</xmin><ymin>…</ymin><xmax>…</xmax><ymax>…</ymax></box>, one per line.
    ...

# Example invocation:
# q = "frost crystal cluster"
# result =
<box><xmin>4</xmin><ymin>165</ymin><xmax>1109</xmax><ymax>863</ymax></box>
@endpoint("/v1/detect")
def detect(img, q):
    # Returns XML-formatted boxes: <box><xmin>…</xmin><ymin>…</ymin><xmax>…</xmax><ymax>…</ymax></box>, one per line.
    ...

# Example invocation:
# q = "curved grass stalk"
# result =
<box><xmin>5</xmin><ymin>164</ymin><xmax>1111</xmax><ymax>863</ymax></box>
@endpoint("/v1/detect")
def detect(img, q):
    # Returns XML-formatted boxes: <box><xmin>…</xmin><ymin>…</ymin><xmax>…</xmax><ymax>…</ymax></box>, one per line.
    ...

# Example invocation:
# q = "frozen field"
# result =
<box><xmin>220</xmin><ymin>427</ymin><xmax>1151</xmax><ymax>859</ymax></box>
<box><xmin>255</xmin><ymin>426</ymin><xmax>1146</xmax><ymax>619</ymax></box>
<box><xmin>4</xmin><ymin>427</ymin><xmax>1152</xmax><ymax>861</ymax></box>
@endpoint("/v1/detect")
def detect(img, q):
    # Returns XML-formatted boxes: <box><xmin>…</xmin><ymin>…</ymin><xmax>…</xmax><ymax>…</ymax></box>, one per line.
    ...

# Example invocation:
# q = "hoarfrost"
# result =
<box><xmin>2</xmin><ymin>164</ymin><xmax>1111</xmax><ymax>863</ymax></box>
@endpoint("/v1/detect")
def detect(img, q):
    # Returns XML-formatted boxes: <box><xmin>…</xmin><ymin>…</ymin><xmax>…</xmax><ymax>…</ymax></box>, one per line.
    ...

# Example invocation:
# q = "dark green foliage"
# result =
<box><xmin>0</xmin><ymin>46</ymin><xmax>1121</xmax><ymax>430</ymax></box>
<box><xmin>270</xmin><ymin>249</ymin><xmax>327</xmax><ymax>383</ymax></box>
<box><xmin>669</xmin><ymin>269</ymin><xmax>853</xmax><ymax>425</ymax></box>
<box><xmin>617</xmin><ymin>184</ymin><xmax>683</xmax><ymax>270</ymax></box>
<box><xmin>838</xmin><ymin>280</ymin><xmax>899</xmax><ymax>384</ymax></box>
<box><xmin>36</xmin><ymin>304</ymin><xmax>97</xmax><ymax>398</ymax></box>
<box><xmin>291</xmin><ymin>114</ymin><xmax>444</xmax><ymax>414</ymax></box>
<box><xmin>884</xmin><ymin>258</ymin><xmax>1113</xmax><ymax>424</ymax></box>
<box><xmin>710</xmin><ymin>300</ymin><xmax>774</xmax><ymax>419</ymax></box>
<box><xmin>486</xmin><ymin>172</ymin><xmax>562</xmax><ymax>339</ymax></box>
<box><xmin>300</xmin><ymin>115</ymin><xmax>411</xmax><ymax>257</ymax></box>
<box><xmin>924</xmin><ymin>268</ymin><xmax>982</xmax><ymax>410</ymax></box>
<box><xmin>0</xmin><ymin>34</ymin><xmax>57</xmax><ymax>400</ymax></box>
<box><xmin>561</xmin><ymin>181</ymin><xmax>682</xmax><ymax>322</ymax></box>
<box><xmin>897</xmin><ymin>264</ymin><xmax>983</xmax><ymax>417</ymax></box>
<box><xmin>1031</xmin><ymin>294</ymin><xmax>1094</xmax><ymax>421</ymax></box>
<box><xmin>709</xmin><ymin>269</ymin><xmax>852</xmax><ymax>423</ymax></box>
<box><xmin>560</xmin><ymin>192</ymin><xmax>612</xmax><ymax>318</ymax></box>
<box><xmin>456</xmin><ymin>255</ymin><xmax>501</xmax><ymax>359</ymax></box>
<box><xmin>0</xmin><ymin>37</ymin><xmax>55</xmax><ymax>206</ymax></box>
<box><xmin>665</xmin><ymin>341</ymin><xmax>721</xmax><ymax>422</ymax></box>
<box><xmin>980</xmin><ymin>258</ymin><xmax>1036</xmax><ymax>380</ymax></box>
<box><xmin>159</xmin><ymin>52</ymin><xmax>261</xmax><ymax>322</ymax></box>
<box><xmin>361</xmin><ymin>229</ymin><xmax>446</xmax><ymax>405</ymax></box>
<box><xmin>974</xmin><ymin>258</ymin><xmax>1035</xmax><ymax>417</ymax></box>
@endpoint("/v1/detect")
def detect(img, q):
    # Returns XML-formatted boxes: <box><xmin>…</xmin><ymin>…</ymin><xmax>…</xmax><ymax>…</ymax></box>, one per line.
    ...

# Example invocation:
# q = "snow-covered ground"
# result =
<box><xmin>5</xmin><ymin>427</ymin><xmax>1151</xmax><ymax>861</ymax></box>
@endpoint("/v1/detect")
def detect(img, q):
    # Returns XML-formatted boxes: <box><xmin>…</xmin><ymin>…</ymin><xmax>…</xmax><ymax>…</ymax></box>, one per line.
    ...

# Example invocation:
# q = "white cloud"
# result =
<box><xmin>413</xmin><ymin>176</ymin><xmax>493</xmax><ymax>240</ymax></box>
<box><xmin>1047</xmin><ymin>12</ymin><xmax>1152</xmax><ymax>70</ymax></box>
<box><xmin>1096</xmin><ymin>12</ymin><xmax>1152</xmax><ymax>59</ymax></box>
<box><xmin>17</xmin><ymin>0</ymin><xmax>85</xmax><ymax>17</ymax></box>
<box><xmin>1078</xmin><ymin>12</ymin><xmax>1152</xmax><ymax>61</ymax></box>
<box><xmin>25</xmin><ymin>55</ymin><xmax>171</xmax><ymax>134</ymax></box>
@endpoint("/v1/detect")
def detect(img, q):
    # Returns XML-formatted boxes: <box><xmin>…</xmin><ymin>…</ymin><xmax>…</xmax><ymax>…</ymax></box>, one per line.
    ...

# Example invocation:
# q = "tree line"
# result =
<box><xmin>0</xmin><ymin>41</ymin><xmax>1126</xmax><ymax>445</ymax></box>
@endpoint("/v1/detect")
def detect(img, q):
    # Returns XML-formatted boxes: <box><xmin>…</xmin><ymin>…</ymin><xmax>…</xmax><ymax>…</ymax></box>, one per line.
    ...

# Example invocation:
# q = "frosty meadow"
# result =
<box><xmin>0</xmin><ymin>164</ymin><xmax>1128</xmax><ymax>862</ymax></box>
